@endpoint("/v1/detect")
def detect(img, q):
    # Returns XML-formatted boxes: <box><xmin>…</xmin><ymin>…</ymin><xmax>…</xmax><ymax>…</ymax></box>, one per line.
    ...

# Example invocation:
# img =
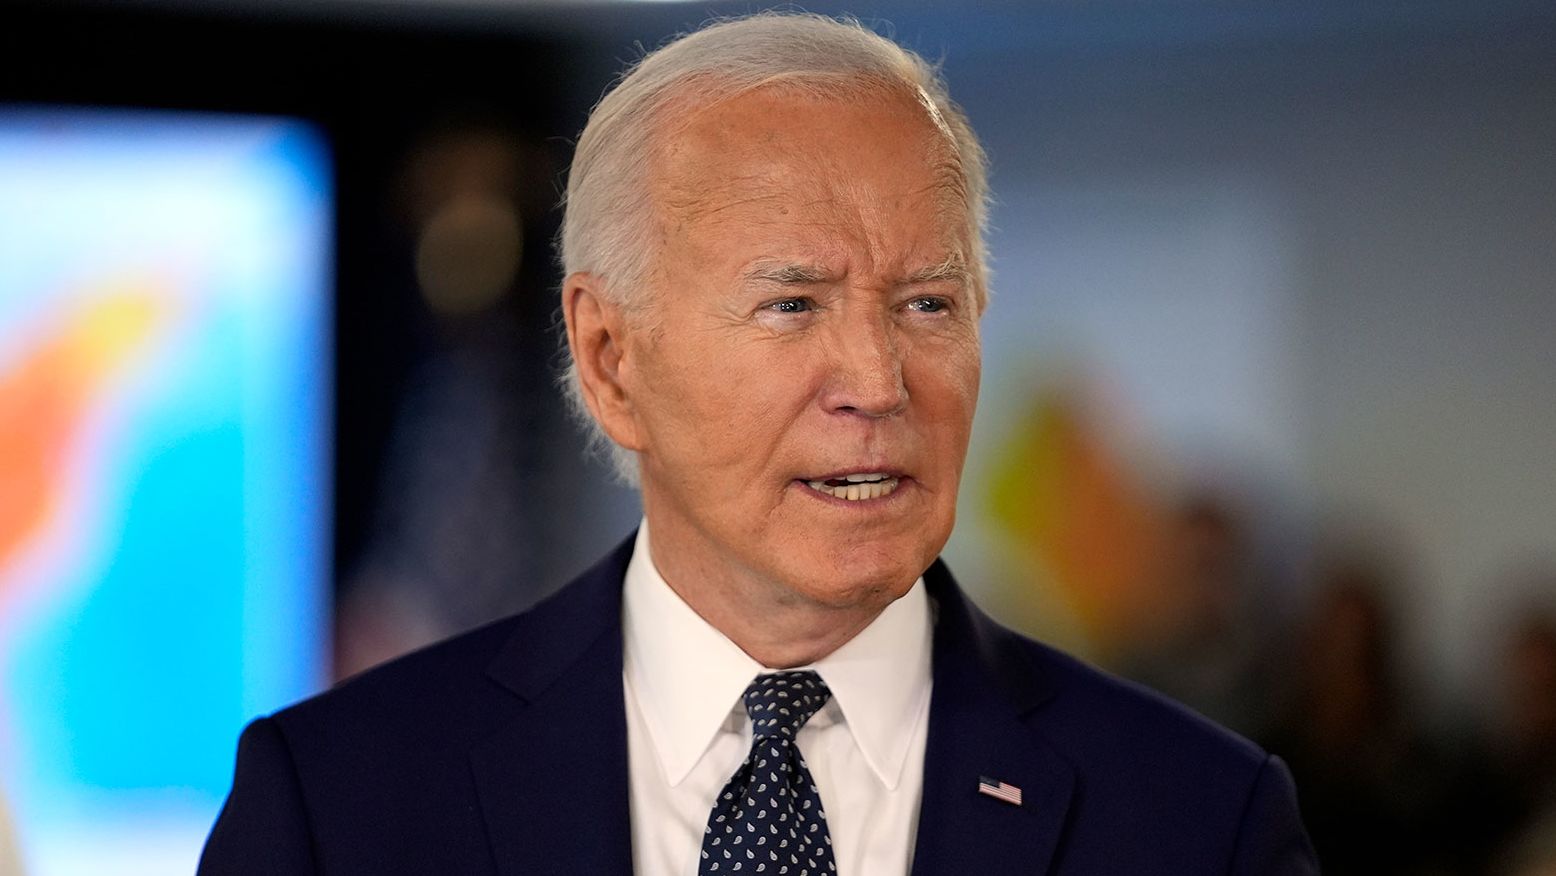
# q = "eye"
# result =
<box><xmin>907</xmin><ymin>296</ymin><xmax>949</xmax><ymax>314</ymax></box>
<box><xmin>766</xmin><ymin>297</ymin><xmax>814</xmax><ymax>314</ymax></box>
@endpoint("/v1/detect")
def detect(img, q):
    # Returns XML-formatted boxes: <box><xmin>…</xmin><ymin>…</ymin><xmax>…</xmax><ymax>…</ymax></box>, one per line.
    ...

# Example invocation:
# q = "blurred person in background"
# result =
<box><xmin>200</xmin><ymin>12</ymin><xmax>1315</xmax><ymax>875</ymax></box>
<box><xmin>1481</xmin><ymin>603</ymin><xmax>1556</xmax><ymax>875</ymax></box>
<box><xmin>1119</xmin><ymin>492</ymin><xmax>1276</xmax><ymax>741</ymax></box>
<box><xmin>1265</xmin><ymin>553</ymin><xmax>1455</xmax><ymax>874</ymax></box>
<box><xmin>1496</xmin><ymin>610</ymin><xmax>1556</xmax><ymax>819</ymax></box>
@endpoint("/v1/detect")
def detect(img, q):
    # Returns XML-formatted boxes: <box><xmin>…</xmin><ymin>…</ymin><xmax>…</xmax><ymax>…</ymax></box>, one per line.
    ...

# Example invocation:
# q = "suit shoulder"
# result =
<box><xmin>928</xmin><ymin>561</ymin><xmax>1269</xmax><ymax>781</ymax></box>
<box><xmin>266</xmin><ymin>539</ymin><xmax>632</xmax><ymax>757</ymax></box>
<box><xmin>1008</xmin><ymin>630</ymin><xmax>1318</xmax><ymax>870</ymax></box>
<box><xmin>1012</xmin><ymin>630</ymin><xmax>1268</xmax><ymax>774</ymax></box>
<box><xmin>272</xmin><ymin>611</ymin><xmax>524</xmax><ymax>746</ymax></box>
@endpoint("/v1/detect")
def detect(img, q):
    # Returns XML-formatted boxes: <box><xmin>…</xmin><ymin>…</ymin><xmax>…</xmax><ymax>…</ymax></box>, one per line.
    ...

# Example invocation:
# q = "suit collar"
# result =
<box><xmin>472</xmin><ymin>535</ymin><xmax>636</xmax><ymax>875</ymax></box>
<box><xmin>910</xmin><ymin>559</ymin><xmax>1076</xmax><ymax>876</ymax></box>
<box><xmin>483</xmin><ymin>534</ymin><xmax>636</xmax><ymax>703</ymax></box>
<box><xmin>620</xmin><ymin>523</ymin><xmax>766</xmax><ymax>787</ymax></box>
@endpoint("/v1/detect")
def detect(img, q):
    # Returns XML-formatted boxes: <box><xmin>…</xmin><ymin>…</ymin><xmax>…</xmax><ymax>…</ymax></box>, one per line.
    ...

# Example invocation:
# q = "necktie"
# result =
<box><xmin>698</xmin><ymin>670</ymin><xmax>837</xmax><ymax>875</ymax></box>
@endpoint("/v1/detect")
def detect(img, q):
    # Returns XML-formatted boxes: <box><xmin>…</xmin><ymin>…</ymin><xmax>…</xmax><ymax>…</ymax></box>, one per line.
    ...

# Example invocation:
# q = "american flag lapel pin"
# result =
<box><xmin>978</xmin><ymin>775</ymin><xmax>1023</xmax><ymax>806</ymax></box>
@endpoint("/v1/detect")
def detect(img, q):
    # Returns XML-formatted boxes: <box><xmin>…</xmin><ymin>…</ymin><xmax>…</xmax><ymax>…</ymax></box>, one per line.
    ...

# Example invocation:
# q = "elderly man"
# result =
<box><xmin>201</xmin><ymin>13</ymin><xmax>1317</xmax><ymax>875</ymax></box>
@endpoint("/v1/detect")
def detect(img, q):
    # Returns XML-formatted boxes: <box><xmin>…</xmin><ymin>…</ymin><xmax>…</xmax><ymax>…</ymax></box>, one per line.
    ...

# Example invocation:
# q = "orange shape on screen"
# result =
<box><xmin>0</xmin><ymin>284</ymin><xmax>167</xmax><ymax>580</ymax></box>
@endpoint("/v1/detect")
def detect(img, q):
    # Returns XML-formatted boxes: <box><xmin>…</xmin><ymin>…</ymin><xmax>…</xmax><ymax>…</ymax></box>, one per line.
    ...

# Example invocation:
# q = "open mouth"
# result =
<box><xmin>802</xmin><ymin>472</ymin><xmax>902</xmax><ymax>501</ymax></box>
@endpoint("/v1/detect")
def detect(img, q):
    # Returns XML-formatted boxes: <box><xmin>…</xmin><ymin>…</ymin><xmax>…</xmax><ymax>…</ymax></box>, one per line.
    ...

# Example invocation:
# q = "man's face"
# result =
<box><xmin>621</xmin><ymin>86</ymin><xmax>982</xmax><ymax>614</ymax></box>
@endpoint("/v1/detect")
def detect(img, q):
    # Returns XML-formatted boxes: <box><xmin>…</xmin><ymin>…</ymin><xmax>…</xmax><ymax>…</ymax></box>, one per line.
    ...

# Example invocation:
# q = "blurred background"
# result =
<box><xmin>0</xmin><ymin>0</ymin><xmax>1552</xmax><ymax>873</ymax></box>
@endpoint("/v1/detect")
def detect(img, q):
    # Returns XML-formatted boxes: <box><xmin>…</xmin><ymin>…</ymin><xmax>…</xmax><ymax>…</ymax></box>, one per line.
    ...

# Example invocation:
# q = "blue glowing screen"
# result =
<box><xmin>0</xmin><ymin>109</ymin><xmax>332</xmax><ymax>875</ymax></box>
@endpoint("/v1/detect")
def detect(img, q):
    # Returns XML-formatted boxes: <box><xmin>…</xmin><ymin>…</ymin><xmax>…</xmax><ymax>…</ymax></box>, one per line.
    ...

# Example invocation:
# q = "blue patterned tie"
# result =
<box><xmin>698</xmin><ymin>670</ymin><xmax>837</xmax><ymax>875</ymax></box>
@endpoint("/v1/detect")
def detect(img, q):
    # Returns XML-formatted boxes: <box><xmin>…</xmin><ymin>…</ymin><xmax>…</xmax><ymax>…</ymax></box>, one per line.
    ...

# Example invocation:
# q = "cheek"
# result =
<box><xmin>911</xmin><ymin>335</ymin><xmax>982</xmax><ymax>436</ymax></box>
<box><xmin>638</xmin><ymin>334</ymin><xmax>817</xmax><ymax>464</ymax></box>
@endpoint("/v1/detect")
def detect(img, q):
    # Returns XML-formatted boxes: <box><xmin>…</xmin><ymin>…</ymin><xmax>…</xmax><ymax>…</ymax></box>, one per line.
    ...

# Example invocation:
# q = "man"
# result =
<box><xmin>201</xmin><ymin>13</ymin><xmax>1317</xmax><ymax>875</ymax></box>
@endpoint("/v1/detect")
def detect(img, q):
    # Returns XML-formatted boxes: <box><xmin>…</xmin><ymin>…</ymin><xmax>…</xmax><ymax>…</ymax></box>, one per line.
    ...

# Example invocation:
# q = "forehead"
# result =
<box><xmin>647</xmin><ymin>85</ymin><xmax>971</xmax><ymax>253</ymax></box>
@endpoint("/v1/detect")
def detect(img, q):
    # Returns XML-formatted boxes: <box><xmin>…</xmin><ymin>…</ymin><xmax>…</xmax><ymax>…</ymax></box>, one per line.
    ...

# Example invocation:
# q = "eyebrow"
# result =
<box><xmin>742</xmin><ymin>256</ymin><xmax>970</xmax><ymax>286</ymax></box>
<box><xmin>745</xmin><ymin>264</ymin><xmax>833</xmax><ymax>284</ymax></box>
<box><xmin>903</xmin><ymin>256</ymin><xmax>970</xmax><ymax>285</ymax></box>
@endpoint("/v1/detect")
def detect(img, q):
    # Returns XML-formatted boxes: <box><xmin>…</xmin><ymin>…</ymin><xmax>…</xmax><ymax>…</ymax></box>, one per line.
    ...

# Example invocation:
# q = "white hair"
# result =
<box><xmin>558</xmin><ymin>12</ymin><xmax>990</xmax><ymax>483</ymax></box>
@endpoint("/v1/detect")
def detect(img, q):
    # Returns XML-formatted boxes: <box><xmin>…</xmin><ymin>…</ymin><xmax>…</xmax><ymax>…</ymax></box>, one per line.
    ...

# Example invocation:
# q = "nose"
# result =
<box><xmin>821</xmin><ymin>311</ymin><xmax>908</xmax><ymax>418</ymax></box>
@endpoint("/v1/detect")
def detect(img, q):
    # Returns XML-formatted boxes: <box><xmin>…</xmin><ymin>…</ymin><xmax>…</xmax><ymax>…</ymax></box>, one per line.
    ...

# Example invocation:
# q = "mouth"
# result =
<box><xmin>800</xmin><ymin>471</ymin><xmax>903</xmax><ymax>502</ymax></box>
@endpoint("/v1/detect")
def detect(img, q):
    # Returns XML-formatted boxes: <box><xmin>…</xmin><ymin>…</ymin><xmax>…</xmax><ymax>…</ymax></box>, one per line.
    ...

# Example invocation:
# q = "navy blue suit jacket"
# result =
<box><xmin>200</xmin><ymin>534</ymin><xmax>1318</xmax><ymax>874</ymax></box>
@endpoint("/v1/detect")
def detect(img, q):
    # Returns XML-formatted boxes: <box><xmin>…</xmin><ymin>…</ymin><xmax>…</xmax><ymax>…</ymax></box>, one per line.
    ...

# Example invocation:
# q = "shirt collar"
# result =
<box><xmin>622</xmin><ymin>522</ymin><xmax>932</xmax><ymax>791</ymax></box>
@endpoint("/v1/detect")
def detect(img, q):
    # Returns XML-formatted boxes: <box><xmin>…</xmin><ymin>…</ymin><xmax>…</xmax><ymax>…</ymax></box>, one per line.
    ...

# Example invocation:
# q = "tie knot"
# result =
<box><xmin>742</xmin><ymin>670</ymin><xmax>831</xmax><ymax>740</ymax></box>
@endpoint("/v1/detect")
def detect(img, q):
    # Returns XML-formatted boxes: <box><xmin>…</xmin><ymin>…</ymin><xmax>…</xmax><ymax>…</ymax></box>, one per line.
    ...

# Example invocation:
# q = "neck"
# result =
<box><xmin>642</xmin><ymin>520</ymin><xmax>891</xmax><ymax>668</ymax></box>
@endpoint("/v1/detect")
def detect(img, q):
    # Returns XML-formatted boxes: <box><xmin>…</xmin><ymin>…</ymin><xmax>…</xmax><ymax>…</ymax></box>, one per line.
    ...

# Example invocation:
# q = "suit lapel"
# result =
<box><xmin>471</xmin><ymin>537</ymin><xmax>636</xmax><ymax>875</ymax></box>
<box><xmin>911</xmin><ymin>561</ymin><xmax>1076</xmax><ymax>876</ymax></box>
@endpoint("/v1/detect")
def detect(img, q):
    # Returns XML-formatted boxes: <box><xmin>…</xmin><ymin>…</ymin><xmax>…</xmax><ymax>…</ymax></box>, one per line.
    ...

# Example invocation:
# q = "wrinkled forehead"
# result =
<box><xmin>645</xmin><ymin>79</ymin><xmax>972</xmax><ymax>231</ymax></box>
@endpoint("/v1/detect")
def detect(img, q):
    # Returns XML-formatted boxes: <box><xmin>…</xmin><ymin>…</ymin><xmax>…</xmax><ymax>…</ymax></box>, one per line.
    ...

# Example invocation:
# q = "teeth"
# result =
<box><xmin>804</xmin><ymin>477</ymin><xmax>901</xmax><ymax>501</ymax></box>
<box><xmin>844</xmin><ymin>472</ymin><xmax>889</xmax><ymax>483</ymax></box>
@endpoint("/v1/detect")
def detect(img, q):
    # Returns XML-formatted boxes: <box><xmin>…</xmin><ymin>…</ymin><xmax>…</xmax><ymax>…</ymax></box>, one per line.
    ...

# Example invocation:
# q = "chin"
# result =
<box><xmin>781</xmin><ymin>538</ymin><xmax>930</xmax><ymax>610</ymax></box>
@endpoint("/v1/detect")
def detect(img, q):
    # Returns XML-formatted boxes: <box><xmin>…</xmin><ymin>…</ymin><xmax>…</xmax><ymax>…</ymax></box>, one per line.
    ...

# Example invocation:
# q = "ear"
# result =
<box><xmin>562</xmin><ymin>271</ymin><xmax>645</xmax><ymax>452</ymax></box>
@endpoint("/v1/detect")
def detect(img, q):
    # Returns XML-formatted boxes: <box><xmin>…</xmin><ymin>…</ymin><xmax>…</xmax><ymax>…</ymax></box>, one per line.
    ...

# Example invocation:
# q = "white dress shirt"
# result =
<box><xmin>623</xmin><ymin>523</ymin><xmax>933</xmax><ymax>876</ymax></box>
